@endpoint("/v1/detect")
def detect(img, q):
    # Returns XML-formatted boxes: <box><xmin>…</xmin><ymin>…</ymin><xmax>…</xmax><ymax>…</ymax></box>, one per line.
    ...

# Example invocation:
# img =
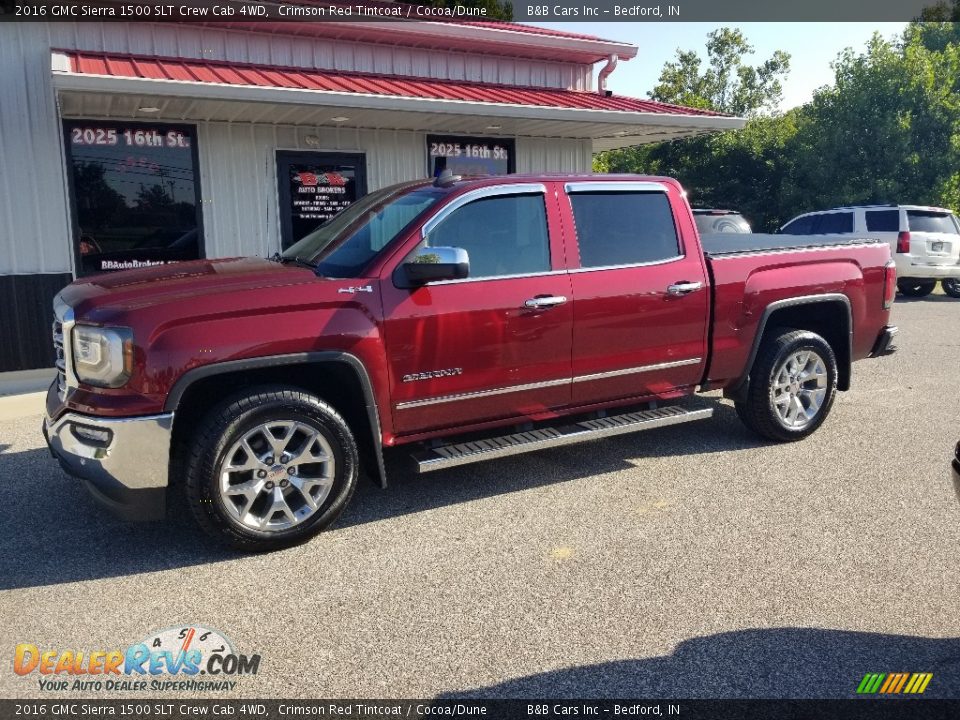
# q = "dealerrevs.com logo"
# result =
<box><xmin>13</xmin><ymin>625</ymin><xmax>261</xmax><ymax>693</ymax></box>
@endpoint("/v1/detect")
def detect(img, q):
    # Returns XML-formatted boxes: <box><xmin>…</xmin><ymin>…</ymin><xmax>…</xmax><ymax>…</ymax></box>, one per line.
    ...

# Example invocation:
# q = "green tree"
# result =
<box><xmin>912</xmin><ymin>0</ymin><xmax>960</xmax><ymax>53</ymax></box>
<box><xmin>596</xmin><ymin>21</ymin><xmax>960</xmax><ymax>230</ymax></box>
<box><xmin>784</xmin><ymin>32</ymin><xmax>960</xmax><ymax>214</ymax></box>
<box><xmin>596</xmin><ymin>29</ymin><xmax>795</xmax><ymax>230</ymax></box>
<box><xmin>649</xmin><ymin>28</ymin><xmax>790</xmax><ymax>116</ymax></box>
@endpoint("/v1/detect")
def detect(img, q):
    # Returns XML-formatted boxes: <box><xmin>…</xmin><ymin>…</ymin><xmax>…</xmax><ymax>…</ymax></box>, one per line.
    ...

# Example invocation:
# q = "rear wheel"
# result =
<box><xmin>941</xmin><ymin>278</ymin><xmax>960</xmax><ymax>298</ymax></box>
<box><xmin>735</xmin><ymin>329</ymin><xmax>838</xmax><ymax>442</ymax></box>
<box><xmin>897</xmin><ymin>279</ymin><xmax>937</xmax><ymax>297</ymax></box>
<box><xmin>184</xmin><ymin>386</ymin><xmax>358</xmax><ymax>551</ymax></box>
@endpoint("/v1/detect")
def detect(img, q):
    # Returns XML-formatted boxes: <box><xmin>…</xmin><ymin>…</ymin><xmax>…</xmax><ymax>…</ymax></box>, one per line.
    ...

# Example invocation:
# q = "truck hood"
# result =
<box><xmin>60</xmin><ymin>257</ymin><xmax>322</xmax><ymax>322</ymax></box>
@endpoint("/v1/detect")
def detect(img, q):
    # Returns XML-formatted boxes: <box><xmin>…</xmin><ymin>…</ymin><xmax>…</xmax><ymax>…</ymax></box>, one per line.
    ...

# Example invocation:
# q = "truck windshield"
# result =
<box><xmin>282</xmin><ymin>182</ymin><xmax>446</xmax><ymax>277</ymax></box>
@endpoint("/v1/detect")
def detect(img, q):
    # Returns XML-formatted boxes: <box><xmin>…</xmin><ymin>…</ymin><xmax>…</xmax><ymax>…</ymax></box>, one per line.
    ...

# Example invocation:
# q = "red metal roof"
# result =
<box><xmin>455</xmin><ymin>21</ymin><xmax>604</xmax><ymax>41</ymax></box>
<box><xmin>65</xmin><ymin>51</ymin><xmax>725</xmax><ymax>117</ymax></box>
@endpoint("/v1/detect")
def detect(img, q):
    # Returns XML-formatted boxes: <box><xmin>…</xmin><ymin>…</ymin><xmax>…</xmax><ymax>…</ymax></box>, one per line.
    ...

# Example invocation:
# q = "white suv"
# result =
<box><xmin>781</xmin><ymin>205</ymin><xmax>960</xmax><ymax>298</ymax></box>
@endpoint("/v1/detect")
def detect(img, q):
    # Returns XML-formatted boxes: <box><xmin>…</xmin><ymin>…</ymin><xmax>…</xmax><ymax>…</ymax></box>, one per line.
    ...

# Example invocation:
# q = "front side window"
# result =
<box><xmin>570</xmin><ymin>191</ymin><xmax>680</xmax><ymax>268</ymax></box>
<box><xmin>425</xmin><ymin>193</ymin><xmax>550</xmax><ymax>279</ymax></box>
<box><xmin>64</xmin><ymin>122</ymin><xmax>202</xmax><ymax>275</ymax></box>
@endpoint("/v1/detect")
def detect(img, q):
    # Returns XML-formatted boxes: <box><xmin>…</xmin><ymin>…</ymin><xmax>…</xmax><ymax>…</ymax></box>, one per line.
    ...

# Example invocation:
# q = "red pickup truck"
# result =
<box><xmin>44</xmin><ymin>174</ymin><xmax>898</xmax><ymax>550</ymax></box>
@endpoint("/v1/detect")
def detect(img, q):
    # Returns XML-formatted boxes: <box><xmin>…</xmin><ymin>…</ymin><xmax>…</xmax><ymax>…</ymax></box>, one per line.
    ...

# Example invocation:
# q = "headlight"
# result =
<box><xmin>72</xmin><ymin>326</ymin><xmax>133</xmax><ymax>388</ymax></box>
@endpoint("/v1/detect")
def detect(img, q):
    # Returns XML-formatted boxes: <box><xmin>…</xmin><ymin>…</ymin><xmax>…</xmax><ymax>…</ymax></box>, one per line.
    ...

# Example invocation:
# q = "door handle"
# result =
<box><xmin>524</xmin><ymin>295</ymin><xmax>568</xmax><ymax>309</ymax></box>
<box><xmin>667</xmin><ymin>281</ymin><xmax>704</xmax><ymax>296</ymax></box>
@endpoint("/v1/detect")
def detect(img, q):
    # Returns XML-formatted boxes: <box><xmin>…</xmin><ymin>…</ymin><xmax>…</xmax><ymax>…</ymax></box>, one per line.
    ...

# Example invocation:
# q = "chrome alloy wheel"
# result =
<box><xmin>771</xmin><ymin>350</ymin><xmax>829</xmax><ymax>430</ymax></box>
<box><xmin>218</xmin><ymin>421</ymin><xmax>335</xmax><ymax>532</ymax></box>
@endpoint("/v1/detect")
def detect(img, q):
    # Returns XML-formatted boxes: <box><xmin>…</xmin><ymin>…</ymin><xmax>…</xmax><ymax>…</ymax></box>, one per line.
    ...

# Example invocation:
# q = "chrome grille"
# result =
<box><xmin>52</xmin><ymin>295</ymin><xmax>75</xmax><ymax>402</ymax></box>
<box><xmin>53</xmin><ymin>319</ymin><xmax>66</xmax><ymax>400</ymax></box>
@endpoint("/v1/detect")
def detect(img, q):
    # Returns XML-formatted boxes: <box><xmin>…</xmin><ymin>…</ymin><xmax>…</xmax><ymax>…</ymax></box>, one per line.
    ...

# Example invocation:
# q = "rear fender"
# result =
<box><xmin>725</xmin><ymin>293</ymin><xmax>852</xmax><ymax>402</ymax></box>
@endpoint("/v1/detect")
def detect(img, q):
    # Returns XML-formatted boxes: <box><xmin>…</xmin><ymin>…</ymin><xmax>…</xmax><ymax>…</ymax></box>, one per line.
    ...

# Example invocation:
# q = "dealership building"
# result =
<box><xmin>0</xmin><ymin>14</ymin><xmax>742</xmax><ymax>372</ymax></box>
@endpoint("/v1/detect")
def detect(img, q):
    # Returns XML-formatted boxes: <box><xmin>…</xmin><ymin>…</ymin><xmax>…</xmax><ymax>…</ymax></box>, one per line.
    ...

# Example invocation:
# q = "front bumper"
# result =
<box><xmin>43</xmin><ymin>406</ymin><xmax>173</xmax><ymax>521</ymax></box>
<box><xmin>869</xmin><ymin>325</ymin><xmax>899</xmax><ymax>357</ymax></box>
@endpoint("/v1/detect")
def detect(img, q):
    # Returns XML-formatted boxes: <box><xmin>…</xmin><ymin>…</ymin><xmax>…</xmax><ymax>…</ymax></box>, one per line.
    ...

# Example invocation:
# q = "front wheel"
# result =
<box><xmin>897</xmin><ymin>279</ymin><xmax>937</xmax><ymax>297</ymax></box>
<box><xmin>941</xmin><ymin>278</ymin><xmax>960</xmax><ymax>299</ymax></box>
<box><xmin>184</xmin><ymin>386</ymin><xmax>359</xmax><ymax>551</ymax></box>
<box><xmin>735</xmin><ymin>329</ymin><xmax>838</xmax><ymax>442</ymax></box>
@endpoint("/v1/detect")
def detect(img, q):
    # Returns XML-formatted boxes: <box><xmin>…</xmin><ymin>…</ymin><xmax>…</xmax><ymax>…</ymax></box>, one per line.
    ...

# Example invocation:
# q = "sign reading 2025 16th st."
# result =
<box><xmin>13</xmin><ymin>625</ymin><xmax>261</xmax><ymax>693</ymax></box>
<box><xmin>69</xmin><ymin>126</ymin><xmax>191</xmax><ymax>148</ymax></box>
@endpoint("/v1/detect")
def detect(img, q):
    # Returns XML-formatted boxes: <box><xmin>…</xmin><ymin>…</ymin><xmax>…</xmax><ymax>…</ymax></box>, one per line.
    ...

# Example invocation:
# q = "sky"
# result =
<box><xmin>531</xmin><ymin>22</ymin><xmax>908</xmax><ymax>110</ymax></box>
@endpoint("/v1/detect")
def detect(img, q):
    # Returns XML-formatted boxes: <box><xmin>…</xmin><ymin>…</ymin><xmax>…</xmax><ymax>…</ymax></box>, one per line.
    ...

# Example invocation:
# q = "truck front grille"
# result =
<box><xmin>52</xmin><ymin>296</ymin><xmax>75</xmax><ymax>402</ymax></box>
<box><xmin>53</xmin><ymin>320</ymin><xmax>66</xmax><ymax>400</ymax></box>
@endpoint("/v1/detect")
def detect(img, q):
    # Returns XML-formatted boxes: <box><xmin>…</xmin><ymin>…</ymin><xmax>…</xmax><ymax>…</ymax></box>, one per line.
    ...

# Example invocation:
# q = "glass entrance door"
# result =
<box><xmin>276</xmin><ymin>151</ymin><xmax>367</xmax><ymax>250</ymax></box>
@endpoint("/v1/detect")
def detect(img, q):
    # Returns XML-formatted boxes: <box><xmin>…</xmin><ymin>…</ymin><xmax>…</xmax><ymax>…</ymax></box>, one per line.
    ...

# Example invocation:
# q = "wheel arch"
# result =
<box><xmin>166</xmin><ymin>352</ymin><xmax>387</xmax><ymax>488</ymax></box>
<box><xmin>726</xmin><ymin>294</ymin><xmax>852</xmax><ymax>402</ymax></box>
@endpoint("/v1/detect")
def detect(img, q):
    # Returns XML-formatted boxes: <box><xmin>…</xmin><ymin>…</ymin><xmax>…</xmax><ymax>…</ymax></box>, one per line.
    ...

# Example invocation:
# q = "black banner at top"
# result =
<box><xmin>3</xmin><ymin>699</ymin><xmax>960</xmax><ymax>720</ymax></box>
<box><xmin>0</xmin><ymin>0</ymin><xmax>950</xmax><ymax>22</ymax></box>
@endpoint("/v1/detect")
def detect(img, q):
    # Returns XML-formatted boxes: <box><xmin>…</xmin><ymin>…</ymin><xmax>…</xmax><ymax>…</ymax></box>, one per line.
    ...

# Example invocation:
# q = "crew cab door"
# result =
<box><xmin>561</xmin><ymin>181</ymin><xmax>709</xmax><ymax>405</ymax></box>
<box><xmin>381</xmin><ymin>183</ymin><xmax>573</xmax><ymax>437</ymax></box>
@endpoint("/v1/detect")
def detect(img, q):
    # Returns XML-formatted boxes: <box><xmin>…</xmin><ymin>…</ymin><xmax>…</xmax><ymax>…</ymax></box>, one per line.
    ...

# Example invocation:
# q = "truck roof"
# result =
<box><xmin>432</xmin><ymin>173</ymin><xmax>682</xmax><ymax>189</ymax></box>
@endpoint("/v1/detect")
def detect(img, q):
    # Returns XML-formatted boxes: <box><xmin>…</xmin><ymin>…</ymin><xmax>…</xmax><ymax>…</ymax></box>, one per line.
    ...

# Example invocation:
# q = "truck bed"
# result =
<box><xmin>701</xmin><ymin>232</ymin><xmax>884</xmax><ymax>257</ymax></box>
<box><xmin>703</xmin><ymin>236</ymin><xmax>893</xmax><ymax>389</ymax></box>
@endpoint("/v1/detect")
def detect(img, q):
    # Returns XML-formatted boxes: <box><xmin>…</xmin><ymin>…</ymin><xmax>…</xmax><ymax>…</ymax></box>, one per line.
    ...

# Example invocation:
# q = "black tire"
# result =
<box><xmin>897</xmin><ymin>279</ymin><xmax>937</xmax><ymax>297</ymax></box>
<box><xmin>184</xmin><ymin>386</ymin><xmax>358</xmax><ymax>551</ymax></box>
<box><xmin>941</xmin><ymin>278</ymin><xmax>960</xmax><ymax>299</ymax></box>
<box><xmin>735</xmin><ymin>329</ymin><xmax>838</xmax><ymax>442</ymax></box>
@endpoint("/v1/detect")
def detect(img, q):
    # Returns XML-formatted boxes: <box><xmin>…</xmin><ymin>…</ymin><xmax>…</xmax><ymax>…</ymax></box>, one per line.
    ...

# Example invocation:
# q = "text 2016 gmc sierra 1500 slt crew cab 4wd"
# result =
<box><xmin>44</xmin><ymin>174</ymin><xmax>899</xmax><ymax>550</ymax></box>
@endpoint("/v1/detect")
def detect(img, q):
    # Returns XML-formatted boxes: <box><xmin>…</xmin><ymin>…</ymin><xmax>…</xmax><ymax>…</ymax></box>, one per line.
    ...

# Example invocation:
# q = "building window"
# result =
<box><xmin>276</xmin><ymin>151</ymin><xmax>368</xmax><ymax>250</ymax></box>
<box><xmin>427</xmin><ymin>135</ymin><xmax>515</xmax><ymax>177</ymax></box>
<box><xmin>63</xmin><ymin>121</ymin><xmax>203</xmax><ymax>275</ymax></box>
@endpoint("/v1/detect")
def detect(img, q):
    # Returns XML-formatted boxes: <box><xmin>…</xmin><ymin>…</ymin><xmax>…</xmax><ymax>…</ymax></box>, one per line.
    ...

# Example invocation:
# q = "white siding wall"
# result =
<box><xmin>198</xmin><ymin>123</ymin><xmax>593</xmax><ymax>259</ymax></box>
<box><xmin>0</xmin><ymin>25</ymin><xmax>74</xmax><ymax>274</ymax></box>
<box><xmin>0</xmin><ymin>23</ymin><xmax>595</xmax><ymax>274</ymax></box>
<box><xmin>515</xmin><ymin>137</ymin><xmax>593</xmax><ymax>174</ymax></box>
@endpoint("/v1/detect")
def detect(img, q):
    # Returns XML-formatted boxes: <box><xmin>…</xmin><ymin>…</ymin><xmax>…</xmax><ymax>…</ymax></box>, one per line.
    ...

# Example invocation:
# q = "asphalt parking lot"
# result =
<box><xmin>1</xmin><ymin>296</ymin><xmax>958</xmax><ymax>700</ymax></box>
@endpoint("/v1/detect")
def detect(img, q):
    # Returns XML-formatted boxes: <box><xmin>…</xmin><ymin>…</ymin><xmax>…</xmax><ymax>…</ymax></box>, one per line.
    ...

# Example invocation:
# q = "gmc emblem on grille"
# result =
<box><xmin>402</xmin><ymin>368</ymin><xmax>463</xmax><ymax>382</ymax></box>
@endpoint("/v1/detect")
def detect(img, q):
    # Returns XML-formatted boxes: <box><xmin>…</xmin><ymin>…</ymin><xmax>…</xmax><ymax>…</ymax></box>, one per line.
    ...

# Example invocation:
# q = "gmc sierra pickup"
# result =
<box><xmin>44</xmin><ymin>174</ymin><xmax>899</xmax><ymax>550</ymax></box>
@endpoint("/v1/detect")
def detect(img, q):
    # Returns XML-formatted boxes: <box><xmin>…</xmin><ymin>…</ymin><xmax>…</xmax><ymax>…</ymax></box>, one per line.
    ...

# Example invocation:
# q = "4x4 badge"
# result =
<box><xmin>337</xmin><ymin>285</ymin><xmax>374</xmax><ymax>294</ymax></box>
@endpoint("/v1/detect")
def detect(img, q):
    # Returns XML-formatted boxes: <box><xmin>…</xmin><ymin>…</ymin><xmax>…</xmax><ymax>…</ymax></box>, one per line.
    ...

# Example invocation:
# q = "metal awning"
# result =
<box><xmin>52</xmin><ymin>51</ymin><xmax>745</xmax><ymax>150</ymax></box>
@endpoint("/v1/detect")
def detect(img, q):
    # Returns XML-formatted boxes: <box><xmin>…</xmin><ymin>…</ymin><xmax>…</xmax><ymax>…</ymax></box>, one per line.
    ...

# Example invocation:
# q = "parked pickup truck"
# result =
<box><xmin>44</xmin><ymin>174</ymin><xmax>899</xmax><ymax>551</ymax></box>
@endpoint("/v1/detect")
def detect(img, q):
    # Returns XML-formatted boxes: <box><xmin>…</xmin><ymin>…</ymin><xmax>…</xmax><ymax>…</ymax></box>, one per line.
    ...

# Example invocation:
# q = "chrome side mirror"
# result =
<box><xmin>403</xmin><ymin>246</ymin><xmax>470</xmax><ymax>285</ymax></box>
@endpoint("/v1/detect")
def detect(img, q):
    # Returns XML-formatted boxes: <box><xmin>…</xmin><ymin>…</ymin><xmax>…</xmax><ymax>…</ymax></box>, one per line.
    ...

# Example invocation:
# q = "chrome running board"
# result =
<box><xmin>412</xmin><ymin>405</ymin><xmax>714</xmax><ymax>473</ymax></box>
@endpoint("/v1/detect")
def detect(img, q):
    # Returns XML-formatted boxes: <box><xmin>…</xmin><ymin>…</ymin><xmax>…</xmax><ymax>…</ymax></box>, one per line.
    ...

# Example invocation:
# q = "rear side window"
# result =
<box><xmin>812</xmin><ymin>212</ymin><xmax>854</xmax><ymax>234</ymax></box>
<box><xmin>570</xmin><ymin>192</ymin><xmax>680</xmax><ymax>268</ymax></box>
<box><xmin>907</xmin><ymin>211</ymin><xmax>959</xmax><ymax>234</ymax></box>
<box><xmin>426</xmin><ymin>193</ymin><xmax>550</xmax><ymax>279</ymax></box>
<box><xmin>781</xmin><ymin>215</ymin><xmax>814</xmax><ymax>234</ymax></box>
<box><xmin>865</xmin><ymin>210</ymin><xmax>900</xmax><ymax>232</ymax></box>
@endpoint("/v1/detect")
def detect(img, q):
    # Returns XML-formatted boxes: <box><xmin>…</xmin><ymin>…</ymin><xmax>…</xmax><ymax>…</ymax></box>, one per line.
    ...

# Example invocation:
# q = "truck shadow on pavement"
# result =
<box><xmin>895</xmin><ymin>295</ymin><xmax>957</xmax><ymax>303</ymax></box>
<box><xmin>0</xmin><ymin>446</ymin><xmax>233</xmax><ymax>591</ymax></box>
<box><xmin>441</xmin><ymin>628</ymin><xmax>960</xmax><ymax>699</ymax></box>
<box><xmin>340</xmin><ymin>400</ymin><xmax>765</xmax><ymax>529</ymax></box>
<box><xmin>0</xmin><ymin>401</ymin><xmax>761</xmax><ymax>589</ymax></box>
